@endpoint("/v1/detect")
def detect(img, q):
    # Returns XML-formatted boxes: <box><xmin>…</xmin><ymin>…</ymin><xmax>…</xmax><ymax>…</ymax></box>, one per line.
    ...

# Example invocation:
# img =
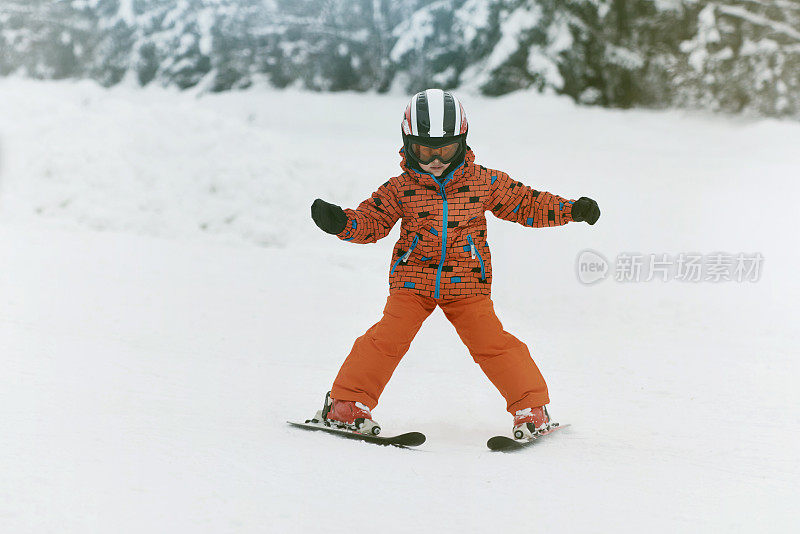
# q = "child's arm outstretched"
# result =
<box><xmin>486</xmin><ymin>172</ymin><xmax>600</xmax><ymax>226</ymax></box>
<box><xmin>311</xmin><ymin>180</ymin><xmax>402</xmax><ymax>243</ymax></box>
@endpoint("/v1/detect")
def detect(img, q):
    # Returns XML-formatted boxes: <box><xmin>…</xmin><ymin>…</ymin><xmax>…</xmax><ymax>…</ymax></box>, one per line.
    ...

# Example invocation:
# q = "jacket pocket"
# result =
<box><xmin>391</xmin><ymin>234</ymin><xmax>419</xmax><ymax>274</ymax></box>
<box><xmin>466</xmin><ymin>234</ymin><xmax>486</xmax><ymax>280</ymax></box>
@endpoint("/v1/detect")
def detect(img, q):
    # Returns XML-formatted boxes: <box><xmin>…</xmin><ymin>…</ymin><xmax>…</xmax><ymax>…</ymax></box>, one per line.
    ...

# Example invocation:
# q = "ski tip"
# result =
<box><xmin>486</xmin><ymin>435</ymin><xmax>525</xmax><ymax>451</ymax></box>
<box><xmin>287</xmin><ymin>420</ymin><xmax>310</xmax><ymax>427</ymax></box>
<box><xmin>400</xmin><ymin>431</ymin><xmax>426</xmax><ymax>447</ymax></box>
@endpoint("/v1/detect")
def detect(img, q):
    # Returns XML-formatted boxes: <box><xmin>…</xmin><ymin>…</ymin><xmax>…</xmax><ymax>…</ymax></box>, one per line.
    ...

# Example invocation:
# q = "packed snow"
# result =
<box><xmin>1</xmin><ymin>78</ymin><xmax>799</xmax><ymax>532</ymax></box>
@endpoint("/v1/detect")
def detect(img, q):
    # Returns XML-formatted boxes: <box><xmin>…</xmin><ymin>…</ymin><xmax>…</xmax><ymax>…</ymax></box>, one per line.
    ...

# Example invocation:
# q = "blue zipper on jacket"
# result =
<box><xmin>467</xmin><ymin>234</ymin><xmax>486</xmax><ymax>280</ymax></box>
<box><xmin>436</xmin><ymin>187</ymin><xmax>448</xmax><ymax>299</ymax></box>
<box><xmin>390</xmin><ymin>234</ymin><xmax>419</xmax><ymax>275</ymax></box>
<box><xmin>423</xmin><ymin>163</ymin><xmax>463</xmax><ymax>299</ymax></box>
<box><xmin>430</xmin><ymin>169</ymin><xmax>456</xmax><ymax>299</ymax></box>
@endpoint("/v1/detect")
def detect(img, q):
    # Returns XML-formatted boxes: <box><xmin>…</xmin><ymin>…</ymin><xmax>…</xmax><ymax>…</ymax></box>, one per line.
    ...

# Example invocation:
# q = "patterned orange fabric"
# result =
<box><xmin>336</xmin><ymin>148</ymin><xmax>575</xmax><ymax>300</ymax></box>
<box><xmin>331</xmin><ymin>289</ymin><xmax>549</xmax><ymax>413</ymax></box>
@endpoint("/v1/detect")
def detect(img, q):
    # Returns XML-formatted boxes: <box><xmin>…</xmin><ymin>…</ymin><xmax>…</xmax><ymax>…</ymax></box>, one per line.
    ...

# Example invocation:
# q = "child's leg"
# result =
<box><xmin>331</xmin><ymin>290</ymin><xmax>436</xmax><ymax>410</ymax></box>
<box><xmin>438</xmin><ymin>295</ymin><xmax>549</xmax><ymax>414</ymax></box>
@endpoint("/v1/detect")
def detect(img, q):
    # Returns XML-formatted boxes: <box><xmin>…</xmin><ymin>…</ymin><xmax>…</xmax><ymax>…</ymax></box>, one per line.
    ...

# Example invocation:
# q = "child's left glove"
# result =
<box><xmin>311</xmin><ymin>198</ymin><xmax>348</xmax><ymax>234</ymax></box>
<box><xmin>571</xmin><ymin>197</ymin><xmax>600</xmax><ymax>225</ymax></box>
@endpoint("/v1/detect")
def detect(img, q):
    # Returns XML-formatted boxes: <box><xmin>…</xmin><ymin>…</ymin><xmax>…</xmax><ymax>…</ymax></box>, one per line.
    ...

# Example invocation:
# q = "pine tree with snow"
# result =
<box><xmin>0</xmin><ymin>0</ymin><xmax>92</xmax><ymax>80</ymax></box>
<box><xmin>676</xmin><ymin>1</ymin><xmax>800</xmax><ymax>117</ymax></box>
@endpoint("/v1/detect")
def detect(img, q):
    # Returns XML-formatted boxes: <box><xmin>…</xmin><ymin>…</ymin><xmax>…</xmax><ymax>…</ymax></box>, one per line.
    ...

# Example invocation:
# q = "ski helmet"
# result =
<box><xmin>401</xmin><ymin>89</ymin><xmax>468</xmax><ymax>175</ymax></box>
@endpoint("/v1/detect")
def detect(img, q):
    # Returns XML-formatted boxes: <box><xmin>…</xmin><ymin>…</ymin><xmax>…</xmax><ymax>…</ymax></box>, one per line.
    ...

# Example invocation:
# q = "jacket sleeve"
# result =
<box><xmin>485</xmin><ymin>171</ymin><xmax>575</xmax><ymax>228</ymax></box>
<box><xmin>335</xmin><ymin>180</ymin><xmax>403</xmax><ymax>244</ymax></box>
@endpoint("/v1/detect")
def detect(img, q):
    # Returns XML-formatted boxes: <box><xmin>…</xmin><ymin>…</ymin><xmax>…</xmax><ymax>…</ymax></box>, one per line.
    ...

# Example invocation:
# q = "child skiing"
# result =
<box><xmin>309</xmin><ymin>89</ymin><xmax>600</xmax><ymax>442</ymax></box>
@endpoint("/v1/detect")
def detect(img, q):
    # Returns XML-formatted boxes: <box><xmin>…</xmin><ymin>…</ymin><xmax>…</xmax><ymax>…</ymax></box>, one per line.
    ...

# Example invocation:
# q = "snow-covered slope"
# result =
<box><xmin>1</xmin><ymin>79</ymin><xmax>799</xmax><ymax>532</ymax></box>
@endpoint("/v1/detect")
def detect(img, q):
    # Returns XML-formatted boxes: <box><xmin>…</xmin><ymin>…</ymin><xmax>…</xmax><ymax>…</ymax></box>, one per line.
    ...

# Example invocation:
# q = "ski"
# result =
<box><xmin>287</xmin><ymin>421</ymin><xmax>426</xmax><ymax>449</ymax></box>
<box><xmin>487</xmin><ymin>423</ymin><xmax>570</xmax><ymax>452</ymax></box>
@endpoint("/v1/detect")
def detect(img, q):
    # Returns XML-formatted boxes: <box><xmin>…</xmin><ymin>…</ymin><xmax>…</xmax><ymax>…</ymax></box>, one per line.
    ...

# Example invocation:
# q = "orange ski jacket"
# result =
<box><xmin>336</xmin><ymin>148</ymin><xmax>576</xmax><ymax>300</ymax></box>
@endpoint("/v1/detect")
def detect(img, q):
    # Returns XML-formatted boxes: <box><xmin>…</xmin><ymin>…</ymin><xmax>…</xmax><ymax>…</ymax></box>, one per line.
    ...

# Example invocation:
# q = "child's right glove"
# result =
<box><xmin>571</xmin><ymin>197</ymin><xmax>600</xmax><ymax>225</ymax></box>
<box><xmin>311</xmin><ymin>198</ymin><xmax>348</xmax><ymax>234</ymax></box>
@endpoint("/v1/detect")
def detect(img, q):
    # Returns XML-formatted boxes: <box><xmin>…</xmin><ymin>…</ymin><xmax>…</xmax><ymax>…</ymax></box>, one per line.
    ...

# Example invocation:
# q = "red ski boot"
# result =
<box><xmin>319</xmin><ymin>392</ymin><xmax>381</xmax><ymax>435</ymax></box>
<box><xmin>512</xmin><ymin>406</ymin><xmax>556</xmax><ymax>440</ymax></box>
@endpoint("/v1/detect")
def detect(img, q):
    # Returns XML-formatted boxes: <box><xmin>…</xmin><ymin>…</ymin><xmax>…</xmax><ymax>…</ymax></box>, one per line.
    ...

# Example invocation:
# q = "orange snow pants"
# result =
<box><xmin>331</xmin><ymin>289</ymin><xmax>549</xmax><ymax>414</ymax></box>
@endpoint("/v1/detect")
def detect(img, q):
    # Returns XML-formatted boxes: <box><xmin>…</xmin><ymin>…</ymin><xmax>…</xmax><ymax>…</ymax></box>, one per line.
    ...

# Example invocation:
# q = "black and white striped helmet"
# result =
<box><xmin>401</xmin><ymin>89</ymin><xmax>468</xmax><ymax>169</ymax></box>
<box><xmin>402</xmin><ymin>89</ymin><xmax>468</xmax><ymax>139</ymax></box>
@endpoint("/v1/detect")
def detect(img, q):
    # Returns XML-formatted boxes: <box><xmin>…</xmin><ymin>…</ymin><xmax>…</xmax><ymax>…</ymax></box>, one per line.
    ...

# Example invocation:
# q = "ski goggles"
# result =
<box><xmin>409</xmin><ymin>137</ymin><xmax>463</xmax><ymax>165</ymax></box>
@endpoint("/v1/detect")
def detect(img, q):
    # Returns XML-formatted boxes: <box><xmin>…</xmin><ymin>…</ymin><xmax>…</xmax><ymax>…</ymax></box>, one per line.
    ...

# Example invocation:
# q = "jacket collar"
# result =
<box><xmin>399</xmin><ymin>147</ymin><xmax>476</xmax><ymax>191</ymax></box>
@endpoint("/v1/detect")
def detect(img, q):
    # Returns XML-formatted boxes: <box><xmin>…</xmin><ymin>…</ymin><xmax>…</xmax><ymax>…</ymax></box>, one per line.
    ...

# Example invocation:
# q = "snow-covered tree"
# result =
<box><xmin>1</xmin><ymin>0</ymin><xmax>798</xmax><ymax>118</ymax></box>
<box><xmin>263</xmin><ymin>0</ymin><xmax>416</xmax><ymax>92</ymax></box>
<box><xmin>389</xmin><ymin>0</ymin><xmax>488</xmax><ymax>92</ymax></box>
<box><xmin>0</xmin><ymin>0</ymin><xmax>93</xmax><ymax>79</ymax></box>
<box><xmin>676</xmin><ymin>1</ymin><xmax>800</xmax><ymax>116</ymax></box>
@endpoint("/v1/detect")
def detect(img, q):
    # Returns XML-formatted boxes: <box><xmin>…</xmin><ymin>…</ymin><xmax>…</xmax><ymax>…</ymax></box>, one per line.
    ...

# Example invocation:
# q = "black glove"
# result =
<box><xmin>311</xmin><ymin>198</ymin><xmax>348</xmax><ymax>235</ymax></box>
<box><xmin>571</xmin><ymin>197</ymin><xmax>600</xmax><ymax>225</ymax></box>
